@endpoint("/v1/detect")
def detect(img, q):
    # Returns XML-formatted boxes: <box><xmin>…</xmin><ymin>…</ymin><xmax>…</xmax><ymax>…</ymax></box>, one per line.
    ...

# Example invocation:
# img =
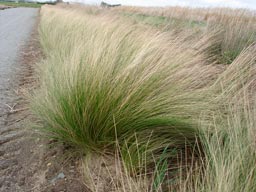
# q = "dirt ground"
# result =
<box><xmin>0</xmin><ymin>9</ymin><xmax>89</xmax><ymax>192</ymax></box>
<box><xmin>0</xmin><ymin>5</ymin><xmax>11</xmax><ymax>10</ymax></box>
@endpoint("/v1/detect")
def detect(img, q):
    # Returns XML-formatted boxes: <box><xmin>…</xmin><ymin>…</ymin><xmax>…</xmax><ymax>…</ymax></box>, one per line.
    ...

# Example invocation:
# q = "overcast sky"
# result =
<box><xmin>63</xmin><ymin>0</ymin><xmax>256</xmax><ymax>10</ymax></box>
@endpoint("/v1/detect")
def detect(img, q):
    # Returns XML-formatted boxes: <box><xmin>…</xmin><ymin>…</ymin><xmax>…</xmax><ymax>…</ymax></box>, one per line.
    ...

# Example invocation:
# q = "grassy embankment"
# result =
<box><xmin>115</xmin><ymin>6</ymin><xmax>256</xmax><ymax>64</ymax></box>
<box><xmin>33</xmin><ymin>5</ymin><xmax>256</xmax><ymax>191</ymax></box>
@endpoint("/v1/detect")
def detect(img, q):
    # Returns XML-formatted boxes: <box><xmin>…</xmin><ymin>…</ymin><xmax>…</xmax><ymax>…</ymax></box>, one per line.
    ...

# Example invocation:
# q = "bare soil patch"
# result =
<box><xmin>0</xmin><ymin>5</ymin><xmax>11</xmax><ymax>10</ymax></box>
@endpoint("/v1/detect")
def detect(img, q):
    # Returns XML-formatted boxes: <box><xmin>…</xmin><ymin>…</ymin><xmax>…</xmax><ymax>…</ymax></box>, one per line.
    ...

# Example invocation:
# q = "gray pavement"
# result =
<box><xmin>0</xmin><ymin>8</ymin><xmax>38</xmax><ymax>118</ymax></box>
<box><xmin>0</xmin><ymin>8</ymin><xmax>38</xmax><ymax>192</ymax></box>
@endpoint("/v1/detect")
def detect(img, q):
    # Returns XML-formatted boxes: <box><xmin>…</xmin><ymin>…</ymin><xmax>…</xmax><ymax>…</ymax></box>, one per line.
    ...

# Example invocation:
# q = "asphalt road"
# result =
<box><xmin>0</xmin><ymin>8</ymin><xmax>38</xmax><ymax>191</ymax></box>
<box><xmin>0</xmin><ymin>8</ymin><xmax>38</xmax><ymax>114</ymax></box>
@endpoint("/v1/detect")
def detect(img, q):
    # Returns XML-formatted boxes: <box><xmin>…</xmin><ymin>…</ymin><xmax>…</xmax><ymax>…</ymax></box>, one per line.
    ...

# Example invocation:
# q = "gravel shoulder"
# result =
<box><xmin>0</xmin><ymin>8</ymin><xmax>88</xmax><ymax>192</ymax></box>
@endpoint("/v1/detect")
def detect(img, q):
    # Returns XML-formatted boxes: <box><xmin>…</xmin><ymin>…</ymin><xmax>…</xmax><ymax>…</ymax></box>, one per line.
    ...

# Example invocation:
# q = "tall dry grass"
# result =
<box><xmin>35</xmin><ymin>5</ymin><xmax>212</xmax><ymax>168</ymax></box>
<box><xmin>115</xmin><ymin>6</ymin><xmax>256</xmax><ymax>64</ymax></box>
<box><xmin>33</xmin><ymin>4</ymin><xmax>256</xmax><ymax>191</ymax></box>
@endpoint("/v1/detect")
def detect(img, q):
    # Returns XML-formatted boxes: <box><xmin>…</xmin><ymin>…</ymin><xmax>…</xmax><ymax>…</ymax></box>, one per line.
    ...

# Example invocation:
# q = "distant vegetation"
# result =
<box><xmin>33</xmin><ymin>4</ymin><xmax>256</xmax><ymax>192</ymax></box>
<box><xmin>0</xmin><ymin>0</ymin><xmax>54</xmax><ymax>8</ymax></box>
<box><xmin>101</xmin><ymin>1</ymin><xmax>121</xmax><ymax>8</ymax></box>
<box><xmin>115</xmin><ymin>6</ymin><xmax>256</xmax><ymax>64</ymax></box>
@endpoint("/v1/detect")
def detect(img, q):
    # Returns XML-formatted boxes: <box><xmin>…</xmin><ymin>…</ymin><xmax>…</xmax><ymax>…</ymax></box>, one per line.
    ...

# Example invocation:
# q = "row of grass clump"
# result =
<box><xmin>115</xmin><ymin>6</ymin><xmax>256</xmax><ymax>64</ymax></box>
<box><xmin>33</xmin><ymin>5</ymin><xmax>256</xmax><ymax>191</ymax></box>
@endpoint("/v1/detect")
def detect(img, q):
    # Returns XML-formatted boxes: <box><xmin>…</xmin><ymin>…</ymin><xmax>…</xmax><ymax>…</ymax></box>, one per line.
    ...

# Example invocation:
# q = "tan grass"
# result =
<box><xmin>34</xmin><ymin>4</ymin><xmax>256</xmax><ymax>192</ymax></box>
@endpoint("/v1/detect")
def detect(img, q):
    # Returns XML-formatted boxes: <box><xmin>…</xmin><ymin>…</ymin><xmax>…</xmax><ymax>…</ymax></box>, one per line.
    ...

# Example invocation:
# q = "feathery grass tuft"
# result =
<box><xmin>33</xmin><ymin>5</ymin><xmax>256</xmax><ymax>191</ymax></box>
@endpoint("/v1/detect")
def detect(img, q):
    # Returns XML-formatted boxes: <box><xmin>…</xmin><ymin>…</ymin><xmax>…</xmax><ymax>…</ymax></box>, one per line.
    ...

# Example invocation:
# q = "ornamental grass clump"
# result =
<box><xmin>33</xmin><ymin>5</ymin><xmax>214</xmax><ymax>169</ymax></box>
<box><xmin>33</xmin><ymin>5</ymin><xmax>256</xmax><ymax>191</ymax></box>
